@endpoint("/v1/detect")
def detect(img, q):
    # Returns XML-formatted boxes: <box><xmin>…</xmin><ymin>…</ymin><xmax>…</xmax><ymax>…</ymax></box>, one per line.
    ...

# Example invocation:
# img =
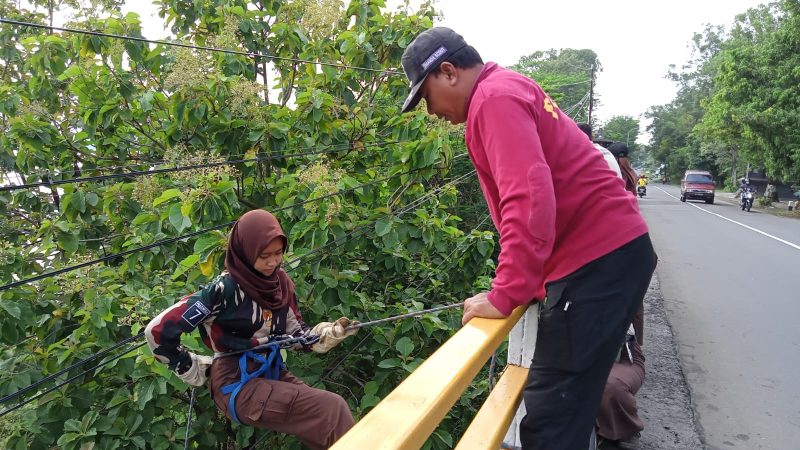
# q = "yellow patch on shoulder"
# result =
<box><xmin>543</xmin><ymin>97</ymin><xmax>559</xmax><ymax>120</ymax></box>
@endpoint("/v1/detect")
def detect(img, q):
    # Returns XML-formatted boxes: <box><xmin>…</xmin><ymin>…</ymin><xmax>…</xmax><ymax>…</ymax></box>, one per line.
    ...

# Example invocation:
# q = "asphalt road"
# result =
<box><xmin>638</xmin><ymin>184</ymin><xmax>800</xmax><ymax>450</ymax></box>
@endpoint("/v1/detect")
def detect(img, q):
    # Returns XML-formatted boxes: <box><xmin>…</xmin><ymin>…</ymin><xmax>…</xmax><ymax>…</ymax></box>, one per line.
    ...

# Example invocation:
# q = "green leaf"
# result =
<box><xmin>172</xmin><ymin>254</ymin><xmax>199</xmax><ymax>280</ymax></box>
<box><xmin>57</xmin><ymin>232</ymin><xmax>79</xmax><ymax>254</ymax></box>
<box><xmin>131</xmin><ymin>213</ymin><xmax>158</xmax><ymax>226</ymax></box>
<box><xmin>152</xmin><ymin>188</ymin><xmax>182</xmax><ymax>207</ymax></box>
<box><xmin>375</xmin><ymin>218</ymin><xmax>392</xmax><ymax>237</ymax></box>
<box><xmin>377</xmin><ymin>358</ymin><xmax>401</xmax><ymax>368</ymax></box>
<box><xmin>57</xmin><ymin>65</ymin><xmax>82</xmax><ymax>80</ymax></box>
<box><xmin>168</xmin><ymin>204</ymin><xmax>191</xmax><ymax>233</ymax></box>
<box><xmin>395</xmin><ymin>336</ymin><xmax>414</xmax><ymax>358</ymax></box>
<box><xmin>0</xmin><ymin>301</ymin><xmax>21</xmax><ymax>319</ymax></box>
<box><xmin>63</xmin><ymin>418</ymin><xmax>83</xmax><ymax>434</ymax></box>
<box><xmin>360</xmin><ymin>393</ymin><xmax>380</xmax><ymax>409</ymax></box>
<box><xmin>85</xmin><ymin>192</ymin><xmax>99</xmax><ymax>207</ymax></box>
<box><xmin>71</xmin><ymin>191</ymin><xmax>86</xmax><ymax>213</ymax></box>
<box><xmin>193</xmin><ymin>234</ymin><xmax>222</xmax><ymax>254</ymax></box>
<box><xmin>135</xmin><ymin>378</ymin><xmax>156</xmax><ymax>410</ymax></box>
<box><xmin>434</xmin><ymin>430</ymin><xmax>453</xmax><ymax>447</ymax></box>
<box><xmin>181</xmin><ymin>200</ymin><xmax>193</xmax><ymax>217</ymax></box>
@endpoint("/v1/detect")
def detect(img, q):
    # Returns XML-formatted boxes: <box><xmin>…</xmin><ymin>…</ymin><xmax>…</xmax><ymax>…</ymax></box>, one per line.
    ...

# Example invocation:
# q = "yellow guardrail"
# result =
<box><xmin>330</xmin><ymin>305</ymin><xmax>527</xmax><ymax>450</ymax></box>
<box><xmin>454</xmin><ymin>365</ymin><xmax>529</xmax><ymax>450</ymax></box>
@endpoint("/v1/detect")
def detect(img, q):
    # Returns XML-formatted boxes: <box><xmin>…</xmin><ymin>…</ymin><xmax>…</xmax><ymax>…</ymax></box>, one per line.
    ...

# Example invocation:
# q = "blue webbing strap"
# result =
<box><xmin>220</xmin><ymin>343</ymin><xmax>284</xmax><ymax>424</ymax></box>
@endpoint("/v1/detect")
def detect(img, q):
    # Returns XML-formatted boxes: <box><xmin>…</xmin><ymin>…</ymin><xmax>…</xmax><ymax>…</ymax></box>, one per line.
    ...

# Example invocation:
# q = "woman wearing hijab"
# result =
<box><xmin>145</xmin><ymin>210</ymin><xmax>357</xmax><ymax>449</ymax></box>
<box><xmin>592</xmin><ymin>141</ymin><xmax>647</xmax><ymax>447</ymax></box>
<box><xmin>608</xmin><ymin>142</ymin><xmax>638</xmax><ymax>195</ymax></box>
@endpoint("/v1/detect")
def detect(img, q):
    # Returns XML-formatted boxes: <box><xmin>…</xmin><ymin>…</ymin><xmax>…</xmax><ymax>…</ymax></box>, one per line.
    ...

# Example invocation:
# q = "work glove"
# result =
<box><xmin>310</xmin><ymin>317</ymin><xmax>360</xmax><ymax>354</ymax></box>
<box><xmin>175</xmin><ymin>352</ymin><xmax>213</xmax><ymax>387</ymax></box>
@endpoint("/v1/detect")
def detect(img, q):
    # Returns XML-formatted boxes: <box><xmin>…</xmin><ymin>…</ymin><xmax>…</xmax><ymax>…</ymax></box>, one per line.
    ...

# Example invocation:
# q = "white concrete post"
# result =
<box><xmin>502</xmin><ymin>304</ymin><xmax>538</xmax><ymax>447</ymax></box>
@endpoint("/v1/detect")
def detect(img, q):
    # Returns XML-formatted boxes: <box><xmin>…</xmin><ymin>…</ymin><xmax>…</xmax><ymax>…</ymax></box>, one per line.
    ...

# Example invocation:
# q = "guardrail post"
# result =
<box><xmin>502</xmin><ymin>304</ymin><xmax>539</xmax><ymax>447</ymax></box>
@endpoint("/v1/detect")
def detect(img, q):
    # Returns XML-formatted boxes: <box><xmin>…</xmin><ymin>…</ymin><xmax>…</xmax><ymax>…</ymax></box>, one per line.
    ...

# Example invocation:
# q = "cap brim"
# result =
<box><xmin>401</xmin><ymin>75</ymin><xmax>427</xmax><ymax>113</ymax></box>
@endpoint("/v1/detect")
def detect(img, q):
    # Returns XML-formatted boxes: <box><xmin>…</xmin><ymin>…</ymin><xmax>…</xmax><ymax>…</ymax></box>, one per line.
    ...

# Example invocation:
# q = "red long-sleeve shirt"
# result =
<box><xmin>465</xmin><ymin>63</ymin><xmax>648</xmax><ymax>315</ymax></box>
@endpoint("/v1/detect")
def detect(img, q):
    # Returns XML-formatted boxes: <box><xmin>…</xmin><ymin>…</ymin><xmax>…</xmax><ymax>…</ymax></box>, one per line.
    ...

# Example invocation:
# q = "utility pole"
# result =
<box><xmin>587</xmin><ymin>64</ymin><xmax>596</xmax><ymax>127</ymax></box>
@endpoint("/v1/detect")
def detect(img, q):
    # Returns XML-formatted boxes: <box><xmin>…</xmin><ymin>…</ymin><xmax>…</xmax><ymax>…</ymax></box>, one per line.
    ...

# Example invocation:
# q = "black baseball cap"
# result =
<box><xmin>608</xmin><ymin>142</ymin><xmax>629</xmax><ymax>158</ymax></box>
<box><xmin>400</xmin><ymin>27</ymin><xmax>468</xmax><ymax>113</ymax></box>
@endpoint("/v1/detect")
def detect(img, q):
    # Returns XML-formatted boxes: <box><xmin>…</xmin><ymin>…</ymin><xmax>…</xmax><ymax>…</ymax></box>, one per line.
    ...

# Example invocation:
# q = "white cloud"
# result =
<box><xmin>431</xmin><ymin>0</ymin><xmax>767</xmax><ymax>143</ymax></box>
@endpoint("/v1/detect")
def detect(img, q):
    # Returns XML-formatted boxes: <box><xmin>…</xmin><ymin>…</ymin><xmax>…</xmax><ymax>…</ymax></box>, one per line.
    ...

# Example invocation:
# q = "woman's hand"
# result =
<box><xmin>461</xmin><ymin>292</ymin><xmax>507</xmax><ymax>325</ymax></box>
<box><xmin>175</xmin><ymin>352</ymin><xmax>213</xmax><ymax>386</ymax></box>
<box><xmin>310</xmin><ymin>317</ymin><xmax>360</xmax><ymax>353</ymax></box>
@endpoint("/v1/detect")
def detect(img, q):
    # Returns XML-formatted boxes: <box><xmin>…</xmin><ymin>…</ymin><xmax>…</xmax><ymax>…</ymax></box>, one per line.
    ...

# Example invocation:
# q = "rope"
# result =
<box><xmin>184</xmin><ymin>387</ymin><xmax>196</xmax><ymax>450</ymax></box>
<box><xmin>0</xmin><ymin>19</ymin><xmax>404</xmax><ymax>75</ymax></box>
<box><xmin>488</xmin><ymin>351</ymin><xmax>497</xmax><ymax>391</ymax></box>
<box><xmin>346</xmin><ymin>302</ymin><xmax>463</xmax><ymax>331</ymax></box>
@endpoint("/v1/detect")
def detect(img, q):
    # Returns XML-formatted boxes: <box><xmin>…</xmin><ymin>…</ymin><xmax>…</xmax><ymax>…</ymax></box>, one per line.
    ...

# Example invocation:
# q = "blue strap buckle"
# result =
<box><xmin>220</xmin><ymin>343</ymin><xmax>284</xmax><ymax>424</ymax></box>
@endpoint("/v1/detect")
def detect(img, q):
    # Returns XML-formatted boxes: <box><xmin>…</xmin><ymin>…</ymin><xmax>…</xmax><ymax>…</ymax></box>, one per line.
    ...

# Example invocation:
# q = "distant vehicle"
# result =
<box><xmin>680</xmin><ymin>170</ymin><xmax>715</xmax><ymax>204</ymax></box>
<box><xmin>740</xmin><ymin>186</ymin><xmax>755</xmax><ymax>212</ymax></box>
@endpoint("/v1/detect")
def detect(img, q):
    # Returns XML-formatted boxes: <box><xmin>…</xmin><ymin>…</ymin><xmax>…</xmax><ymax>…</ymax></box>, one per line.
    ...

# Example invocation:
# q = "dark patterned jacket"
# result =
<box><xmin>144</xmin><ymin>271</ymin><xmax>308</xmax><ymax>371</ymax></box>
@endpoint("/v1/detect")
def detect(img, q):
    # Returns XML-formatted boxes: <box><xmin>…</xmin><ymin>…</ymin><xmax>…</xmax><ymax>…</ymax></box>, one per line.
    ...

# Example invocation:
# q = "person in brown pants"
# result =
<box><xmin>209</xmin><ymin>358</ymin><xmax>354</xmax><ymax>449</ymax></box>
<box><xmin>145</xmin><ymin>210</ymin><xmax>358</xmax><ymax>449</ymax></box>
<box><xmin>595</xmin><ymin>306</ymin><xmax>646</xmax><ymax>446</ymax></box>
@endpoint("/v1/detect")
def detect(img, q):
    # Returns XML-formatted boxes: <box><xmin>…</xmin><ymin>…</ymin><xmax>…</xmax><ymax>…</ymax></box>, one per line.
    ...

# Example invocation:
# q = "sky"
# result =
<box><xmin>428</xmin><ymin>0</ymin><xmax>769</xmax><ymax>143</ymax></box>
<box><xmin>119</xmin><ymin>0</ymin><xmax>771</xmax><ymax>145</ymax></box>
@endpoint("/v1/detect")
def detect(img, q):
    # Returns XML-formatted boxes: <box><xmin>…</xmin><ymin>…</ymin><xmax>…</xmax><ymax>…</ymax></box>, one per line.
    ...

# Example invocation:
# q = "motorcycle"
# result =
<box><xmin>637</xmin><ymin>185</ymin><xmax>646</xmax><ymax>198</ymax></box>
<box><xmin>740</xmin><ymin>187</ymin><xmax>755</xmax><ymax>212</ymax></box>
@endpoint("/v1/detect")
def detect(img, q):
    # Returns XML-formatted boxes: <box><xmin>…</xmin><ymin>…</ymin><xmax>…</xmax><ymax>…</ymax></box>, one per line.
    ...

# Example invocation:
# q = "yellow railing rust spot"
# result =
<box><xmin>454</xmin><ymin>364</ymin><xmax>529</xmax><ymax>450</ymax></box>
<box><xmin>330</xmin><ymin>305</ymin><xmax>527</xmax><ymax>450</ymax></box>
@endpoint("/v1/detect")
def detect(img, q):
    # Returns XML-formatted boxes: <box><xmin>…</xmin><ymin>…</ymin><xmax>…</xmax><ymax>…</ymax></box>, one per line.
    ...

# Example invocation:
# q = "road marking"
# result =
<box><xmin>654</xmin><ymin>186</ymin><xmax>800</xmax><ymax>252</ymax></box>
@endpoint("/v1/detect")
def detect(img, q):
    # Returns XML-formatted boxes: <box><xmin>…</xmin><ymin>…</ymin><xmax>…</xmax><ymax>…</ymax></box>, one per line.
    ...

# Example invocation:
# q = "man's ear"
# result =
<box><xmin>439</xmin><ymin>62</ymin><xmax>458</xmax><ymax>84</ymax></box>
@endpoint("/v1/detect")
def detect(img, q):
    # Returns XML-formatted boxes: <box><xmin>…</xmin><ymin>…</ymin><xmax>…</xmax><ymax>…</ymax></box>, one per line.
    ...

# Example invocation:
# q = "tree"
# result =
<box><xmin>697</xmin><ymin>1</ymin><xmax>800</xmax><ymax>181</ymax></box>
<box><xmin>599</xmin><ymin>115</ymin><xmax>640</xmax><ymax>154</ymax></box>
<box><xmin>0</xmin><ymin>1</ymin><xmax>499</xmax><ymax>448</ymax></box>
<box><xmin>510</xmin><ymin>48</ymin><xmax>599</xmax><ymax>123</ymax></box>
<box><xmin>645</xmin><ymin>1</ymin><xmax>800</xmax><ymax>185</ymax></box>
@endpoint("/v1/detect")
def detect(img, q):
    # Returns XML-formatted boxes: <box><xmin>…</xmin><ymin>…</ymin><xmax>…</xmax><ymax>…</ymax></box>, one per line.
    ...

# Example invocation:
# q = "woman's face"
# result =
<box><xmin>253</xmin><ymin>237</ymin><xmax>284</xmax><ymax>277</ymax></box>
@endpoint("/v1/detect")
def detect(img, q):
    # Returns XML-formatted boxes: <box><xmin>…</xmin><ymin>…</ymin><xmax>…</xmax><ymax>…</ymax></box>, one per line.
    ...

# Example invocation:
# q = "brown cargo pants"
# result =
<box><xmin>209</xmin><ymin>356</ymin><xmax>354</xmax><ymax>450</ymax></box>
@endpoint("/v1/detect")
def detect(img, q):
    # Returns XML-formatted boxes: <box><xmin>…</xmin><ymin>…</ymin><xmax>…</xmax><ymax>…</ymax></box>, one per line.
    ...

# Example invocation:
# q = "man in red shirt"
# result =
<box><xmin>400</xmin><ymin>28</ymin><xmax>657</xmax><ymax>450</ymax></box>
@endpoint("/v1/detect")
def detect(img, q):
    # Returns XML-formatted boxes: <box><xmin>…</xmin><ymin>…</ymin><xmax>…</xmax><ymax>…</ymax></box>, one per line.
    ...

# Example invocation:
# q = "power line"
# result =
<box><xmin>286</xmin><ymin>168</ymin><xmax>476</xmax><ymax>270</ymax></box>
<box><xmin>0</xmin><ymin>341</ymin><xmax>146</xmax><ymax>418</ymax></box>
<box><xmin>548</xmin><ymin>79</ymin><xmax>591</xmax><ymax>88</ymax></box>
<box><xmin>0</xmin><ymin>332</ymin><xmax>145</xmax><ymax>405</ymax></box>
<box><xmin>0</xmin><ymin>168</ymin><xmax>477</xmax><ymax>419</ymax></box>
<box><xmin>12</xmin><ymin>137</ymin><xmax>414</xmax><ymax>181</ymax></box>
<box><xmin>0</xmin><ymin>18</ymin><xmax>403</xmax><ymax>75</ymax></box>
<box><xmin>0</xmin><ymin>167</ymin><xmax>424</xmax><ymax>291</ymax></box>
<box><xmin>0</xmin><ymin>140</ymin><xmax>412</xmax><ymax>193</ymax></box>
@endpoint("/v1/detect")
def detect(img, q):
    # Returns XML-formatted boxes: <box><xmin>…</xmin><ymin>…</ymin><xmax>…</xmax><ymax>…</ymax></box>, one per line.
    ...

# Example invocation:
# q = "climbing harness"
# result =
<box><xmin>218</xmin><ymin>334</ymin><xmax>320</xmax><ymax>424</ymax></box>
<box><xmin>220</xmin><ymin>345</ymin><xmax>283</xmax><ymax>425</ymax></box>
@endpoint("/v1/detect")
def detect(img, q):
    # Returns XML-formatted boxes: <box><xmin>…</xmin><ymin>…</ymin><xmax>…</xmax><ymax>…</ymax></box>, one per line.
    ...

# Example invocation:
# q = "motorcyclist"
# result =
<box><xmin>735</xmin><ymin>177</ymin><xmax>751</xmax><ymax>198</ymax></box>
<box><xmin>637</xmin><ymin>175</ymin><xmax>648</xmax><ymax>188</ymax></box>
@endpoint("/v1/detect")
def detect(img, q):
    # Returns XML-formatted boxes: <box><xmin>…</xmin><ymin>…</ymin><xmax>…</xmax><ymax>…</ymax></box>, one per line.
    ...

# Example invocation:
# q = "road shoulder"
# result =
<box><xmin>613</xmin><ymin>272</ymin><xmax>705</xmax><ymax>449</ymax></box>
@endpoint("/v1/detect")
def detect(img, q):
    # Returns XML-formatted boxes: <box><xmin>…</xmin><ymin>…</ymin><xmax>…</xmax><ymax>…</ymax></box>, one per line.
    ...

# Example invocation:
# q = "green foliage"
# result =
<box><xmin>600</xmin><ymin>115</ymin><xmax>641</xmax><ymax>156</ymax></box>
<box><xmin>646</xmin><ymin>0</ymin><xmax>800</xmax><ymax>184</ymax></box>
<box><xmin>0</xmin><ymin>0</ymin><xmax>498</xmax><ymax>448</ymax></box>
<box><xmin>510</xmin><ymin>48</ymin><xmax>599</xmax><ymax>122</ymax></box>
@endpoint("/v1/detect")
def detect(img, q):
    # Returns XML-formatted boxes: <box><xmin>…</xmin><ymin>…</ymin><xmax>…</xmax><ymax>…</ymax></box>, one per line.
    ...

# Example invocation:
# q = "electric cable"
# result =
<box><xmin>0</xmin><ymin>19</ymin><xmax>403</xmax><ymax>75</ymax></box>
